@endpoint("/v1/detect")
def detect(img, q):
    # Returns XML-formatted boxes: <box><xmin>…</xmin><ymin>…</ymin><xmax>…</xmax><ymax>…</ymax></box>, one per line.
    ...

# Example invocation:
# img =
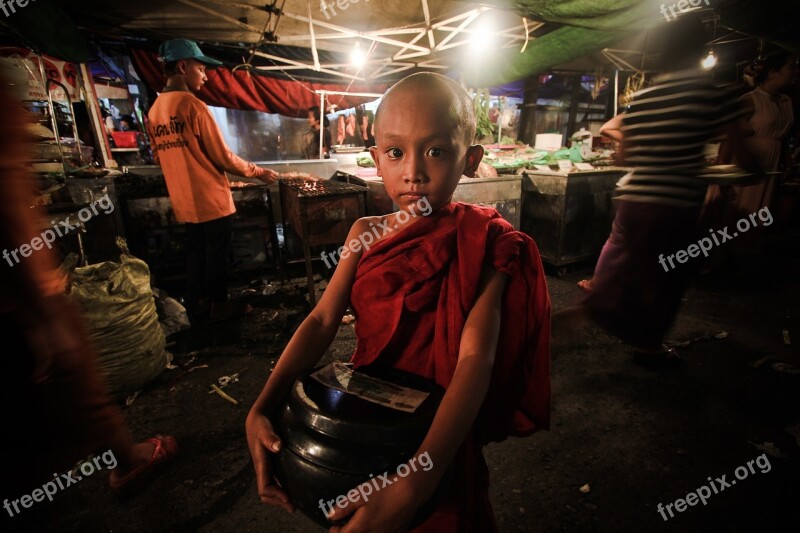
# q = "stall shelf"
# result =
<box><xmin>40</xmin><ymin>177</ymin><xmax>126</xmax><ymax>265</ymax></box>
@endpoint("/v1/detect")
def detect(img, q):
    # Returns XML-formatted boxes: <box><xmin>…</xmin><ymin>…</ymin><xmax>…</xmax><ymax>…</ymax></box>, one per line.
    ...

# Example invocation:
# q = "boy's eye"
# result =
<box><xmin>386</xmin><ymin>148</ymin><xmax>403</xmax><ymax>159</ymax></box>
<box><xmin>426</xmin><ymin>147</ymin><xmax>444</xmax><ymax>157</ymax></box>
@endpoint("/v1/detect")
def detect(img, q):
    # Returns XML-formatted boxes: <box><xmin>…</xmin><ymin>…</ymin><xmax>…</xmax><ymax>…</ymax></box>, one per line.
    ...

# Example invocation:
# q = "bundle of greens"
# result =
<box><xmin>473</xmin><ymin>88</ymin><xmax>494</xmax><ymax>141</ymax></box>
<box><xmin>356</xmin><ymin>155</ymin><xmax>375</xmax><ymax>167</ymax></box>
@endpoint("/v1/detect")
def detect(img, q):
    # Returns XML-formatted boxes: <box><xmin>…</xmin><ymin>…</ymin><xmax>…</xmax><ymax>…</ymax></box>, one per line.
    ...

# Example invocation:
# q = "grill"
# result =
<box><xmin>279</xmin><ymin>178</ymin><xmax>366</xmax><ymax>305</ymax></box>
<box><xmin>279</xmin><ymin>177</ymin><xmax>365</xmax><ymax>197</ymax></box>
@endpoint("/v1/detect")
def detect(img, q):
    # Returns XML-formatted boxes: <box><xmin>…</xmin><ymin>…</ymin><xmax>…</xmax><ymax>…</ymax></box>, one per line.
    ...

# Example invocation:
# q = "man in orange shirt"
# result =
<box><xmin>148</xmin><ymin>39</ymin><xmax>278</xmax><ymax>322</ymax></box>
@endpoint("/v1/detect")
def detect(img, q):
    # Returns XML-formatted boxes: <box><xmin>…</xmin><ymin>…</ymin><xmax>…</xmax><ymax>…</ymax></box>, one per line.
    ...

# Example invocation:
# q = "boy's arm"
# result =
<box><xmin>194</xmin><ymin>104</ymin><xmax>277</xmax><ymax>182</ymax></box>
<box><xmin>246</xmin><ymin>219</ymin><xmax>370</xmax><ymax>510</ymax></box>
<box><xmin>330</xmin><ymin>265</ymin><xmax>508</xmax><ymax>531</ymax></box>
<box><xmin>412</xmin><ymin>266</ymin><xmax>506</xmax><ymax>489</ymax></box>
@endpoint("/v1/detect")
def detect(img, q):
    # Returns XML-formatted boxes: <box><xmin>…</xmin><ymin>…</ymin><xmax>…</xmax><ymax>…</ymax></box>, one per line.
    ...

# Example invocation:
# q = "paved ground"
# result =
<box><xmin>7</xmin><ymin>224</ymin><xmax>800</xmax><ymax>533</ymax></box>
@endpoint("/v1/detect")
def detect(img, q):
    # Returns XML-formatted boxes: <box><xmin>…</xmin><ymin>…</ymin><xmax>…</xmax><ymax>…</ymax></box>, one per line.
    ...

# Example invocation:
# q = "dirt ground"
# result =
<box><xmin>6</xmin><ymin>225</ymin><xmax>800</xmax><ymax>533</ymax></box>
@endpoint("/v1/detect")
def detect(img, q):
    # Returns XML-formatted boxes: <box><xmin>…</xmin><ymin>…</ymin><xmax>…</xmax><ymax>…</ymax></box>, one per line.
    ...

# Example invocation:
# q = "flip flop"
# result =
<box><xmin>577</xmin><ymin>279</ymin><xmax>594</xmax><ymax>293</ymax></box>
<box><xmin>109</xmin><ymin>435</ymin><xmax>178</xmax><ymax>496</ymax></box>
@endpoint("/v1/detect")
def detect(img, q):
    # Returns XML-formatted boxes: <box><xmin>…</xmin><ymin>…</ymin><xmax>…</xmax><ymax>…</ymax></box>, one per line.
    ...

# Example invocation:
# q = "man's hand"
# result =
<box><xmin>256</xmin><ymin>167</ymin><xmax>280</xmax><ymax>184</ymax></box>
<box><xmin>245</xmin><ymin>410</ymin><xmax>294</xmax><ymax>513</ymax></box>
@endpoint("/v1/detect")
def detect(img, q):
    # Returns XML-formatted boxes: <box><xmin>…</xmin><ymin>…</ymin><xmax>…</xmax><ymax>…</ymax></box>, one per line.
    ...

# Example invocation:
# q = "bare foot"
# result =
<box><xmin>577</xmin><ymin>279</ymin><xmax>594</xmax><ymax>293</ymax></box>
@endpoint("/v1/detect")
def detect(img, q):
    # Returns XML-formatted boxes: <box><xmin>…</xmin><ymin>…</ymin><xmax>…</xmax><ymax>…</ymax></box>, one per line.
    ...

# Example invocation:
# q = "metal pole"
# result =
<box><xmin>49</xmin><ymin>78</ymin><xmax>84</xmax><ymax>165</ymax></box>
<box><xmin>613</xmin><ymin>69</ymin><xmax>619</xmax><ymax>116</ymax></box>
<box><xmin>317</xmin><ymin>89</ymin><xmax>383</xmax><ymax>98</ymax></box>
<box><xmin>37</xmin><ymin>56</ymin><xmax>69</xmax><ymax>171</ymax></box>
<box><xmin>319</xmin><ymin>91</ymin><xmax>325</xmax><ymax>159</ymax></box>
<box><xmin>497</xmin><ymin>97</ymin><xmax>503</xmax><ymax>144</ymax></box>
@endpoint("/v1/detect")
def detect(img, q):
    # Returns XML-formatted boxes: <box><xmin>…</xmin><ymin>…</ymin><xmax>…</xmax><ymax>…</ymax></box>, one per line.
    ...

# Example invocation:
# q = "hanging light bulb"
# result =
<box><xmin>702</xmin><ymin>50</ymin><xmax>717</xmax><ymax>70</ymax></box>
<box><xmin>469</xmin><ymin>17</ymin><xmax>495</xmax><ymax>56</ymax></box>
<box><xmin>350</xmin><ymin>42</ymin><xmax>366</xmax><ymax>68</ymax></box>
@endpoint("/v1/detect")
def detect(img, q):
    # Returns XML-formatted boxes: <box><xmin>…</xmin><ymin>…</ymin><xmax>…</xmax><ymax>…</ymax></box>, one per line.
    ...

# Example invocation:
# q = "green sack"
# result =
<box><xmin>67</xmin><ymin>242</ymin><xmax>169</xmax><ymax>400</ymax></box>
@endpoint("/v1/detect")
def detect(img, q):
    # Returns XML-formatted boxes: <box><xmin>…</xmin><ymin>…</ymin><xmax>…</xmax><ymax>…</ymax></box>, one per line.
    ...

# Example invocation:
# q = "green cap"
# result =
<box><xmin>158</xmin><ymin>39</ymin><xmax>223</xmax><ymax>67</ymax></box>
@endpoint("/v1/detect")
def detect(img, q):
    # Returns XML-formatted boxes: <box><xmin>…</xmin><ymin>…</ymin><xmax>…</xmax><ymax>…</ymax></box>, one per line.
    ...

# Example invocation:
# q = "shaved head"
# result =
<box><xmin>375</xmin><ymin>72</ymin><xmax>476</xmax><ymax>145</ymax></box>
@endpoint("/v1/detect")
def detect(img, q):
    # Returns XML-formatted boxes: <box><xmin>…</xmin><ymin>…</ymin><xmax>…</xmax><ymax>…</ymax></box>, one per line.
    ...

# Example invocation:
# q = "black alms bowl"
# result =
<box><xmin>273</xmin><ymin>364</ymin><xmax>450</xmax><ymax>528</ymax></box>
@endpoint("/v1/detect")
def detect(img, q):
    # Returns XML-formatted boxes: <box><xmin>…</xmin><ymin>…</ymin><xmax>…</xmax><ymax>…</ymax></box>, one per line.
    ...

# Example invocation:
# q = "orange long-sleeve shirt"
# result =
<box><xmin>147</xmin><ymin>90</ymin><xmax>265</xmax><ymax>223</ymax></box>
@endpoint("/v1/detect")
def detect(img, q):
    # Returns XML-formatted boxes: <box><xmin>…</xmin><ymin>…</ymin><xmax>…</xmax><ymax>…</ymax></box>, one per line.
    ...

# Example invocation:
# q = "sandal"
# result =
<box><xmin>577</xmin><ymin>279</ymin><xmax>594</xmax><ymax>293</ymax></box>
<box><xmin>109</xmin><ymin>435</ymin><xmax>178</xmax><ymax>495</ymax></box>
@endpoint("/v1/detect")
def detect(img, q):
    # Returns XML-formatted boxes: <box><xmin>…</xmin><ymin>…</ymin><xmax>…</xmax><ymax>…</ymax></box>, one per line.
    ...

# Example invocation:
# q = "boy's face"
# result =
<box><xmin>369</xmin><ymin>90</ymin><xmax>483</xmax><ymax>213</ymax></box>
<box><xmin>181</xmin><ymin>59</ymin><xmax>208</xmax><ymax>92</ymax></box>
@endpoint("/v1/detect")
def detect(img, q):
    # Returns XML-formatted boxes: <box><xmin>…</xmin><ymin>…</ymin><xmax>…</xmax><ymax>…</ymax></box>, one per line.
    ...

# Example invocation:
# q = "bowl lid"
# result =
<box><xmin>287</xmin><ymin>364</ymin><xmax>444</xmax><ymax>444</ymax></box>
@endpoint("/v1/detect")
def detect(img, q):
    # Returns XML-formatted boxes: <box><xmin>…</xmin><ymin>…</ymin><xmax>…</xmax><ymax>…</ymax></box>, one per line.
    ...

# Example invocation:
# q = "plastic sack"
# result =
<box><xmin>67</xmin><ymin>241</ymin><xmax>170</xmax><ymax>399</ymax></box>
<box><xmin>153</xmin><ymin>287</ymin><xmax>190</xmax><ymax>338</ymax></box>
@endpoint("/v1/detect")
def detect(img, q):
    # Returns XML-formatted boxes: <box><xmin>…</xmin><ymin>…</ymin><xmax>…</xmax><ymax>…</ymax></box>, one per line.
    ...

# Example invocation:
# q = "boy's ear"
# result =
<box><xmin>462</xmin><ymin>144</ymin><xmax>485</xmax><ymax>178</ymax></box>
<box><xmin>368</xmin><ymin>146</ymin><xmax>381</xmax><ymax>174</ymax></box>
<box><xmin>176</xmin><ymin>60</ymin><xmax>188</xmax><ymax>75</ymax></box>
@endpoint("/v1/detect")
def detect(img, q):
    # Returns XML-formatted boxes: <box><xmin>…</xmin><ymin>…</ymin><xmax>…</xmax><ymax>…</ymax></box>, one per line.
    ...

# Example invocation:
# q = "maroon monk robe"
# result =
<box><xmin>350</xmin><ymin>202</ymin><xmax>551</xmax><ymax>531</ymax></box>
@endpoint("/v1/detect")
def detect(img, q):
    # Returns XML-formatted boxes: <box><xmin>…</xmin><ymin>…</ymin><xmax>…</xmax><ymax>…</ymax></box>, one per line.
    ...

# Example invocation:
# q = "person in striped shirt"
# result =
<box><xmin>555</xmin><ymin>13</ymin><xmax>758</xmax><ymax>361</ymax></box>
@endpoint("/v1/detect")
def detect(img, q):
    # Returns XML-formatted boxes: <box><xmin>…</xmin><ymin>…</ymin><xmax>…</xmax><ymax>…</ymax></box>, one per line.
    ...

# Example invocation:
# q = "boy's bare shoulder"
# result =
<box><xmin>352</xmin><ymin>215</ymin><xmax>382</xmax><ymax>233</ymax></box>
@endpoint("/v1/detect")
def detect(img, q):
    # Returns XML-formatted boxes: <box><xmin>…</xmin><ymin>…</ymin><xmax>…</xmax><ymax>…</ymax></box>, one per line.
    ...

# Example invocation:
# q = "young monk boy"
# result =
<box><xmin>246</xmin><ymin>72</ymin><xmax>551</xmax><ymax>532</ymax></box>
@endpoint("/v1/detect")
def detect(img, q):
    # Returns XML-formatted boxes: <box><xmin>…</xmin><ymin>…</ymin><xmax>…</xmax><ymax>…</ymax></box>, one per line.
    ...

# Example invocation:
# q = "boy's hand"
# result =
<box><xmin>245</xmin><ymin>411</ymin><xmax>294</xmax><ymax>513</ymax></box>
<box><xmin>327</xmin><ymin>475</ymin><xmax>425</xmax><ymax>533</ymax></box>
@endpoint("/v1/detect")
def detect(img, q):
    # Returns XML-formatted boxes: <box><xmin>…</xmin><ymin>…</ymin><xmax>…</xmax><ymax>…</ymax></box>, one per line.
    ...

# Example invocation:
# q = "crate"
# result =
<box><xmin>112</xmin><ymin>131</ymin><xmax>139</xmax><ymax>148</ymax></box>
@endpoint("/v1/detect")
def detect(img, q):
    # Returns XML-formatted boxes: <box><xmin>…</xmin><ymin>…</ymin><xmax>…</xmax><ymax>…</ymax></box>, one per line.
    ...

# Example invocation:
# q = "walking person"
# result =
<box><xmin>553</xmin><ymin>14</ymin><xmax>758</xmax><ymax>361</ymax></box>
<box><xmin>1</xmin><ymin>63</ymin><xmax>177</xmax><ymax>528</ymax></box>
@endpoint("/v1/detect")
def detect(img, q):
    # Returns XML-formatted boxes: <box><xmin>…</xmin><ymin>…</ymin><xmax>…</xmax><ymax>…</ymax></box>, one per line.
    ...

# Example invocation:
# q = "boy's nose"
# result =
<box><xmin>402</xmin><ymin>154</ymin><xmax>426</xmax><ymax>183</ymax></box>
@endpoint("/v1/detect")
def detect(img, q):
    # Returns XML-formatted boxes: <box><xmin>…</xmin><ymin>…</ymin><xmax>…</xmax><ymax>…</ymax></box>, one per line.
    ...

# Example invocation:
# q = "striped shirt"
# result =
<box><xmin>617</xmin><ymin>69</ymin><xmax>745</xmax><ymax>206</ymax></box>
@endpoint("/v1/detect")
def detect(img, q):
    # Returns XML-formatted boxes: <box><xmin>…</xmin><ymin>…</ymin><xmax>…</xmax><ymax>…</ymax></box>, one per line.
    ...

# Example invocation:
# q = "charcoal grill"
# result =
<box><xmin>279</xmin><ymin>178</ymin><xmax>366</xmax><ymax>305</ymax></box>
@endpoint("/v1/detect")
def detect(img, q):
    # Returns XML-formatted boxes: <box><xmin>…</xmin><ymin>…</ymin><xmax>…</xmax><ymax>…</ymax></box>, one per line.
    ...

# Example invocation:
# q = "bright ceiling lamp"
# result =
<box><xmin>350</xmin><ymin>42</ymin><xmax>366</xmax><ymax>68</ymax></box>
<box><xmin>469</xmin><ymin>17</ymin><xmax>496</xmax><ymax>56</ymax></box>
<box><xmin>702</xmin><ymin>50</ymin><xmax>717</xmax><ymax>70</ymax></box>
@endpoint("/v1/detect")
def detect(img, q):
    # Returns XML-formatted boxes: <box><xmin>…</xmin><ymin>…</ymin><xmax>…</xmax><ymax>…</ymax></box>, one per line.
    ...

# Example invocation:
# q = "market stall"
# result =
<box><xmin>335</xmin><ymin>171</ymin><xmax>523</xmax><ymax>230</ymax></box>
<box><xmin>521</xmin><ymin>167</ymin><xmax>628</xmax><ymax>273</ymax></box>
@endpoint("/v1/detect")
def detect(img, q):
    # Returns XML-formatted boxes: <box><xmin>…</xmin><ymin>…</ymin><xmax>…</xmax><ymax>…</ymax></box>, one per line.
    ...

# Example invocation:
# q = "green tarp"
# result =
<box><xmin>463</xmin><ymin>0</ymin><xmax>800</xmax><ymax>86</ymax></box>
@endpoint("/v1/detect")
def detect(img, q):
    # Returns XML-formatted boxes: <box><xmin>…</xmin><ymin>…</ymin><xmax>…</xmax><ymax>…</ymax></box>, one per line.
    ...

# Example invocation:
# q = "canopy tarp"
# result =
<box><xmin>462</xmin><ymin>0</ymin><xmax>666</xmax><ymax>86</ymax></box>
<box><xmin>131</xmin><ymin>49</ymin><xmax>386</xmax><ymax>117</ymax></box>
<box><xmin>463</xmin><ymin>0</ymin><xmax>800</xmax><ymax>86</ymax></box>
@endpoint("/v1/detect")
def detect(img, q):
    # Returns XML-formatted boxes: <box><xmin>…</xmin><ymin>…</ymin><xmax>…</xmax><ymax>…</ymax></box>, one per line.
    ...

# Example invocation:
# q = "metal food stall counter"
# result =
<box><xmin>334</xmin><ymin>167</ymin><xmax>523</xmax><ymax>230</ymax></box>
<box><xmin>521</xmin><ymin>167</ymin><xmax>629</xmax><ymax>273</ymax></box>
<box><xmin>116</xmin><ymin>172</ymin><xmax>280</xmax><ymax>288</ymax></box>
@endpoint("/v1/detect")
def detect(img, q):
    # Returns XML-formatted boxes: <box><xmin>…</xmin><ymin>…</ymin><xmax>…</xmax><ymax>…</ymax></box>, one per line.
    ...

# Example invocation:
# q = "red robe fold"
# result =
<box><xmin>350</xmin><ymin>202</ymin><xmax>551</xmax><ymax>531</ymax></box>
